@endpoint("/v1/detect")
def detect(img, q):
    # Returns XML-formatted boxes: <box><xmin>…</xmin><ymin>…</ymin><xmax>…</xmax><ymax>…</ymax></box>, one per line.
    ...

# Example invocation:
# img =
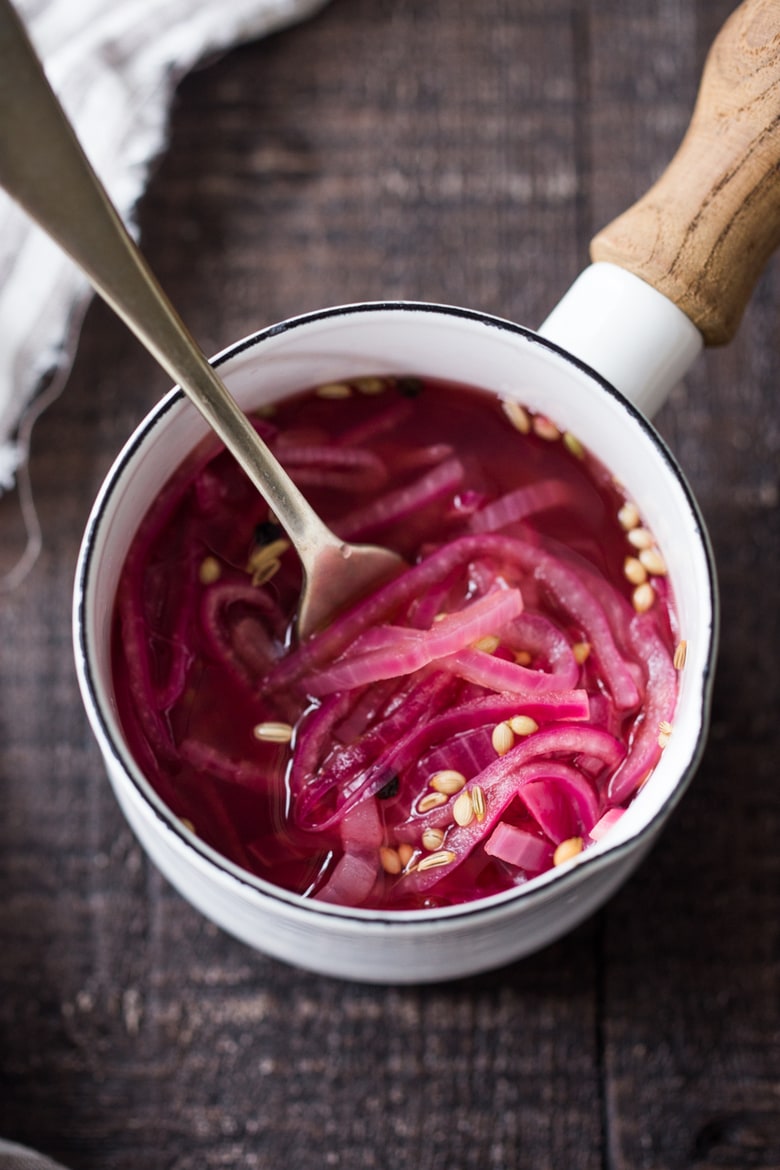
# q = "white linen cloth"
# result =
<box><xmin>0</xmin><ymin>0</ymin><xmax>327</xmax><ymax>492</ymax></box>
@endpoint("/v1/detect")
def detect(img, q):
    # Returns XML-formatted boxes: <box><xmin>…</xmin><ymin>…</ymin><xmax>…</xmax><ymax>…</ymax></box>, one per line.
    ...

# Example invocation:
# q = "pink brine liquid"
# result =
<box><xmin>112</xmin><ymin>376</ymin><xmax>681</xmax><ymax>910</ymax></box>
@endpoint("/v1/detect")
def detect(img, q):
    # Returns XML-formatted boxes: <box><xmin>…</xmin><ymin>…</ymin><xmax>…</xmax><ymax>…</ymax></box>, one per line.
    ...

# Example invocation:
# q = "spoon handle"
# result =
<box><xmin>0</xmin><ymin>0</ymin><xmax>340</xmax><ymax>567</ymax></box>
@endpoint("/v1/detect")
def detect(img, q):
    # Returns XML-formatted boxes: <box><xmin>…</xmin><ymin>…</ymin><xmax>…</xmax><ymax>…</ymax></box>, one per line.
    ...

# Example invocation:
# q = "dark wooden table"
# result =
<box><xmin>1</xmin><ymin>1</ymin><xmax>778</xmax><ymax>1167</ymax></box>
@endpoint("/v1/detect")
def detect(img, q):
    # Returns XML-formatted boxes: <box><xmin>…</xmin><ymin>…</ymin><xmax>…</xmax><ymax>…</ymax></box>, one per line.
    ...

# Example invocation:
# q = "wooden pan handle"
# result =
<box><xmin>590</xmin><ymin>0</ymin><xmax>780</xmax><ymax>346</ymax></box>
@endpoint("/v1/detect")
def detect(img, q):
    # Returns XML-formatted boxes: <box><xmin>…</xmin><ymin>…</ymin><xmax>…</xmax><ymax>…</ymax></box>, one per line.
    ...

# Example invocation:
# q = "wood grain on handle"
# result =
<box><xmin>590</xmin><ymin>0</ymin><xmax>780</xmax><ymax>346</ymax></box>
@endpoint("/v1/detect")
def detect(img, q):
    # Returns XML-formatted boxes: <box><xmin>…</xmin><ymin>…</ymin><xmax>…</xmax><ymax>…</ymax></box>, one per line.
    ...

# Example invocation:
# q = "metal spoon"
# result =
<box><xmin>0</xmin><ymin>0</ymin><xmax>403</xmax><ymax>639</ymax></box>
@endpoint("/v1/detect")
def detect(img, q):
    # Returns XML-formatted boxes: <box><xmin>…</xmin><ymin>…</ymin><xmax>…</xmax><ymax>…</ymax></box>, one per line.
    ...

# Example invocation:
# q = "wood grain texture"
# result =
<box><xmin>1</xmin><ymin>1</ymin><xmax>778</xmax><ymax>1168</ymax></box>
<box><xmin>591</xmin><ymin>0</ymin><xmax>780</xmax><ymax>345</ymax></box>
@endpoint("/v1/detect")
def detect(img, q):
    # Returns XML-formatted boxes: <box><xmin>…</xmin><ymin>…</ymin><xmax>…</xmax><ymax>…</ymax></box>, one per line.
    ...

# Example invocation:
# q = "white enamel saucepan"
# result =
<box><xmin>68</xmin><ymin>1</ymin><xmax>780</xmax><ymax>981</ymax></box>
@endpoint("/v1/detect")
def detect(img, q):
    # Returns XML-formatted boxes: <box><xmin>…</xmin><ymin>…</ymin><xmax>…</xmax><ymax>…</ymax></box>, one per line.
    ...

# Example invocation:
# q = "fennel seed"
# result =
<box><xmin>452</xmin><ymin>790</ymin><xmax>475</xmax><ymax>827</ymax></box>
<box><xmin>315</xmin><ymin>381</ymin><xmax>352</xmax><ymax>399</ymax></box>
<box><xmin>429</xmin><ymin>769</ymin><xmax>467</xmax><ymax>795</ymax></box>
<box><xmin>417</xmin><ymin>791</ymin><xmax>448</xmax><ymax>814</ymax></box>
<box><xmin>422</xmin><ymin>827</ymin><xmax>446</xmax><ymax>851</ymax></box>
<box><xmin>473</xmin><ymin>634</ymin><xmax>500</xmax><ymax>654</ymax></box>
<box><xmin>624</xmin><ymin>556</ymin><xmax>648</xmax><ymax>586</ymax></box>
<box><xmin>508</xmin><ymin>715</ymin><xmax>538</xmax><ymax>737</ymax></box>
<box><xmin>618</xmin><ymin>501</ymin><xmax>640</xmax><ymax>531</ymax></box>
<box><xmin>398</xmin><ymin>843</ymin><xmax>416</xmax><ymax>869</ymax></box>
<box><xmin>253</xmin><ymin>721</ymin><xmax>294</xmax><ymax>744</ymax></box>
<box><xmin>553</xmin><ymin>837</ymin><xmax>583</xmax><ymax>866</ymax></box>
<box><xmin>380</xmin><ymin>847</ymin><xmax>403</xmax><ymax>875</ymax></box>
<box><xmin>532</xmin><ymin>415</ymin><xmax>561</xmax><ymax>442</ymax></box>
<box><xmin>639</xmin><ymin>547</ymin><xmax>667</xmax><ymax>576</ymax></box>
<box><xmin>563</xmin><ymin>431</ymin><xmax>584</xmax><ymax>459</ymax></box>
<box><xmin>632</xmin><ymin>582</ymin><xmax>656</xmax><ymax>613</ymax></box>
<box><xmin>501</xmin><ymin>399</ymin><xmax>531</xmax><ymax>434</ymax></box>
<box><xmin>627</xmin><ymin>526</ymin><xmax>654</xmax><ymax>550</ymax></box>
<box><xmin>354</xmin><ymin>376</ymin><xmax>386</xmax><ymax>395</ymax></box>
<box><xmin>491</xmin><ymin>722</ymin><xmax>515</xmax><ymax>756</ymax></box>
<box><xmin>572</xmin><ymin>641</ymin><xmax>591</xmax><ymax>665</ymax></box>
<box><xmin>416</xmin><ymin>850</ymin><xmax>457</xmax><ymax>872</ymax></box>
<box><xmin>198</xmin><ymin>556</ymin><xmax>221</xmax><ymax>585</ymax></box>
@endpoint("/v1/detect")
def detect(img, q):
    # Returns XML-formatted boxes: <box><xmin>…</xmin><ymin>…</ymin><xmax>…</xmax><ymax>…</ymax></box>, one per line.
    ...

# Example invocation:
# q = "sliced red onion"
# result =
<box><xmin>517</xmin><ymin>777</ymin><xmax>589</xmax><ymax>842</ymax></box>
<box><xmin>335</xmin><ymin>457</ymin><xmax>465</xmax><ymax>541</ymax></box>
<box><xmin>469</xmin><ymin>478</ymin><xmax>578</xmax><ymax>533</ymax></box>
<box><xmin>265</xmin><ymin>533</ymin><xmax>638</xmax><ymax>710</ymax></box>
<box><xmin>444</xmin><ymin>645</ymin><xmax>576</xmax><ymax>696</ymax></box>
<box><xmin>263</xmin><ymin>534</ymin><xmax>494</xmax><ymax>692</ymax></box>
<box><xmin>273</xmin><ymin>426</ymin><xmax>329</xmax><ymax>449</ymax></box>
<box><xmin>302</xmin><ymin>587</ymin><xmax>523</xmax><ymax>696</ymax></box>
<box><xmin>405</xmin><ymin>565</ymin><xmax>466</xmax><ymax>630</ymax></box>
<box><xmin>531</xmin><ymin>552</ymin><xmax>639</xmax><ymax>710</ymax></box>
<box><xmin>116</xmin><ymin>578</ymin><xmax>178</xmax><ymax>761</ymax></box>
<box><xmin>333</xmin><ymin>676</ymin><xmax>407</xmax><ymax>745</ymax></box>
<box><xmin>393</xmin><ymin>443</ymin><xmax>456</xmax><ymax>471</ymax></box>
<box><xmin>606</xmin><ymin>614</ymin><xmax>678</xmax><ymax>802</ymax></box>
<box><xmin>503</xmin><ymin>612</ymin><xmax>580</xmax><ymax>689</ymax></box>
<box><xmin>484</xmin><ymin>823</ymin><xmax>553</xmax><ymax>872</ymax></box>
<box><xmin>416</xmin><ymin>726</ymin><xmax>496</xmax><ymax>783</ymax></box>
<box><xmin>313</xmin><ymin>798</ymin><xmax>383</xmax><ymax>906</ymax></box>
<box><xmin>588</xmin><ymin>807</ymin><xmax>625</xmax><ymax>841</ymax></box>
<box><xmin>200</xmin><ymin>581</ymin><xmax>285</xmax><ymax>687</ymax></box>
<box><xmin>293</xmin><ymin>672</ymin><xmax>457</xmax><ymax>821</ymax></box>
<box><xmin>274</xmin><ymin>443</ymin><xmax>388</xmax><ymax>493</ymax></box>
<box><xmin>406</xmin><ymin>756</ymin><xmax>603</xmax><ymax>892</ymax></box>
<box><xmin>290</xmin><ymin>692</ymin><xmax>356</xmax><ymax>798</ymax></box>
<box><xmin>178</xmin><ymin>737</ymin><xmax>272</xmax><ymax>792</ymax></box>
<box><xmin>115</xmin><ymin>382</ymin><xmax>681</xmax><ymax>911</ymax></box>
<box><xmin>335</xmin><ymin>397</ymin><xmax>415</xmax><ymax>447</ymax></box>
<box><xmin>313</xmin><ymin>851</ymin><xmax>379</xmax><ymax>906</ymax></box>
<box><xmin>404</xmin><ymin>724</ymin><xmax>623</xmax><ymax>841</ymax></box>
<box><xmin>299</xmin><ymin>698</ymin><xmax>602</xmax><ymax>834</ymax></box>
<box><xmin>152</xmin><ymin>545</ymin><xmax>200</xmax><ymax>712</ymax></box>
